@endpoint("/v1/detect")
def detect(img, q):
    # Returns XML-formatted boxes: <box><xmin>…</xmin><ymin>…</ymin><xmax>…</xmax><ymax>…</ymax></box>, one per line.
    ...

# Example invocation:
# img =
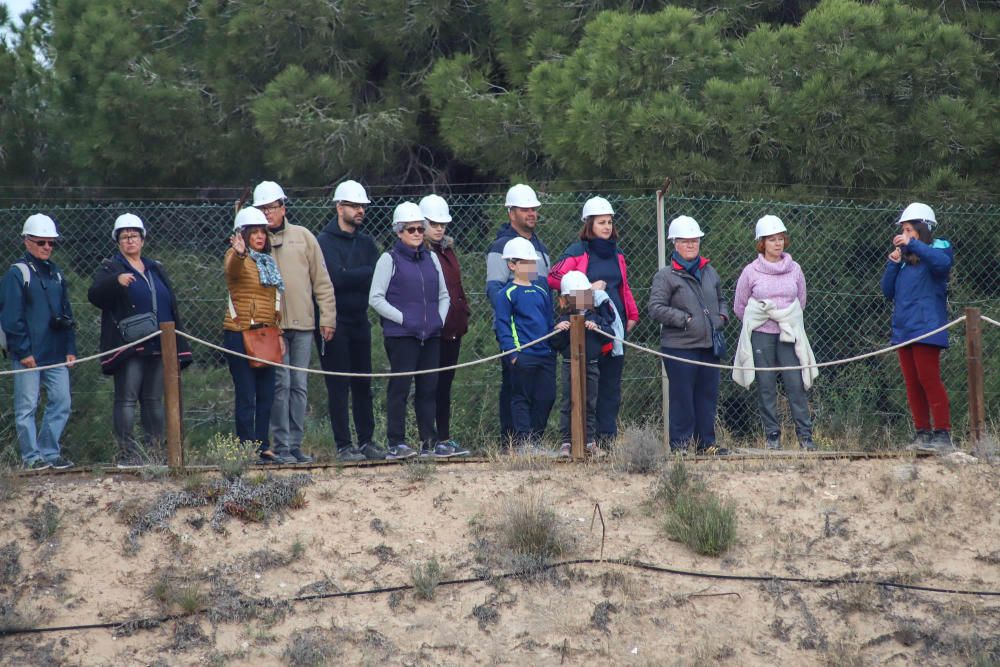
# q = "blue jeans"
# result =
<box><xmin>224</xmin><ymin>330</ymin><xmax>276</xmax><ymax>451</ymax></box>
<box><xmin>270</xmin><ymin>329</ymin><xmax>313</xmax><ymax>453</ymax></box>
<box><xmin>13</xmin><ymin>362</ymin><xmax>71</xmax><ymax>464</ymax></box>
<box><xmin>661</xmin><ymin>346</ymin><xmax>720</xmax><ymax>450</ymax></box>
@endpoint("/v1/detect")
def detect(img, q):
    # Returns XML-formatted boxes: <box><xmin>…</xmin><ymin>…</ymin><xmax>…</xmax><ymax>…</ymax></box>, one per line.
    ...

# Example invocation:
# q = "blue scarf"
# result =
<box><xmin>248</xmin><ymin>249</ymin><xmax>284</xmax><ymax>292</ymax></box>
<box><xmin>589</xmin><ymin>238</ymin><xmax>617</xmax><ymax>259</ymax></box>
<box><xmin>672</xmin><ymin>251</ymin><xmax>703</xmax><ymax>282</ymax></box>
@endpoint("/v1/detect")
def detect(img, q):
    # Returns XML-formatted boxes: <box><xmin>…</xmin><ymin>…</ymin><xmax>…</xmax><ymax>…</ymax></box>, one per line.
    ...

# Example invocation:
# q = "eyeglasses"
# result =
<box><xmin>28</xmin><ymin>238</ymin><xmax>56</xmax><ymax>248</ymax></box>
<box><xmin>257</xmin><ymin>202</ymin><xmax>285</xmax><ymax>212</ymax></box>
<box><xmin>403</xmin><ymin>226</ymin><xmax>425</xmax><ymax>235</ymax></box>
<box><xmin>340</xmin><ymin>202</ymin><xmax>365</xmax><ymax>210</ymax></box>
<box><xmin>427</xmin><ymin>221</ymin><xmax>446</xmax><ymax>229</ymax></box>
<box><xmin>118</xmin><ymin>234</ymin><xmax>143</xmax><ymax>242</ymax></box>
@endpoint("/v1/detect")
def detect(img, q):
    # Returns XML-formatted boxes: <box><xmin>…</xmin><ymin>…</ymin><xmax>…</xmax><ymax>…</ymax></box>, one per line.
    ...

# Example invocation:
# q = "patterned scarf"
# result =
<box><xmin>672</xmin><ymin>251</ymin><xmax>703</xmax><ymax>282</ymax></box>
<box><xmin>248</xmin><ymin>249</ymin><xmax>284</xmax><ymax>292</ymax></box>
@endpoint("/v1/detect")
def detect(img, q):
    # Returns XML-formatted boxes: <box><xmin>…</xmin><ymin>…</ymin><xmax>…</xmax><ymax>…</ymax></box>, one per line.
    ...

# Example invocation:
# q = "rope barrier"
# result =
<box><xmin>598</xmin><ymin>317</ymin><xmax>967</xmax><ymax>372</ymax></box>
<box><xmin>982</xmin><ymin>315</ymin><xmax>1000</xmax><ymax>329</ymax></box>
<box><xmin>175</xmin><ymin>329</ymin><xmax>559</xmax><ymax>377</ymax></box>
<box><xmin>0</xmin><ymin>330</ymin><xmax>162</xmax><ymax>376</ymax></box>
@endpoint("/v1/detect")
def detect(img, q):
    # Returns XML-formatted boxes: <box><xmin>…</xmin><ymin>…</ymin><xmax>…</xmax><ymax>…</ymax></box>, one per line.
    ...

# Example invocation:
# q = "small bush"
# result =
<box><xmin>175</xmin><ymin>585</ymin><xmax>204</xmax><ymax>614</ymax></box>
<box><xmin>284</xmin><ymin>627</ymin><xmax>339</xmax><ymax>666</ymax></box>
<box><xmin>0</xmin><ymin>542</ymin><xmax>21</xmax><ymax>586</ymax></box>
<box><xmin>24</xmin><ymin>502</ymin><xmax>61</xmax><ymax>543</ymax></box>
<box><xmin>612</xmin><ymin>425</ymin><xmax>665</xmax><ymax>474</ymax></box>
<box><xmin>411</xmin><ymin>558</ymin><xmax>444</xmax><ymax>601</ymax></box>
<box><xmin>203</xmin><ymin>433</ymin><xmax>258</xmax><ymax>479</ymax></box>
<box><xmin>402</xmin><ymin>460</ymin><xmax>436</xmax><ymax>483</ymax></box>
<box><xmin>496</xmin><ymin>493</ymin><xmax>573</xmax><ymax>563</ymax></box>
<box><xmin>0</xmin><ymin>467</ymin><xmax>23</xmax><ymax>503</ymax></box>
<box><xmin>654</xmin><ymin>459</ymin><xmax>738</xmax><ymax>556</ymax></box>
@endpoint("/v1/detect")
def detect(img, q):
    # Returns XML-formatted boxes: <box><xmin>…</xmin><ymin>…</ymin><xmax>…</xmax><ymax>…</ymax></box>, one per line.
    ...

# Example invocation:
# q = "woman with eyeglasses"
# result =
<box><xmin>87</xmin><ymin>214</ymin><xmax>192</xmax><ymax>468</ymax></box>
<box><xmin>368</xmin><ymin>202</ymin><xmax>451</xmax><ymax>461</ymax></box>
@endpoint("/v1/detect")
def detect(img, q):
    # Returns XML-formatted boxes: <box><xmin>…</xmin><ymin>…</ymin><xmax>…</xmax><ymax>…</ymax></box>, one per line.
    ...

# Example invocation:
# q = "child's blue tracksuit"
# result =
<box><xmin>492</xmin><ymin>282</ymin><xmax>556</xmax><ymax>446</ymax></box>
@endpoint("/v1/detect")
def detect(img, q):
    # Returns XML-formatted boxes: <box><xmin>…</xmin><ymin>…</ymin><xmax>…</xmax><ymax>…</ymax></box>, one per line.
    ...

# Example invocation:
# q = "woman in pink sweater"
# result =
<box><xmin>733</xmin><ymin>215</ymin><xmax>814</xmax><ymax>451</ymax></box>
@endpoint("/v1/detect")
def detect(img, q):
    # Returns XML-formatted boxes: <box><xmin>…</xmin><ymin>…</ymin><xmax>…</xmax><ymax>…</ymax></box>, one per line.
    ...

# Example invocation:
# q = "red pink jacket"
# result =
<box><xmin>548</xmin><ymin>240</ymin><xmax>639</xmax><ymax>323</ymax></box>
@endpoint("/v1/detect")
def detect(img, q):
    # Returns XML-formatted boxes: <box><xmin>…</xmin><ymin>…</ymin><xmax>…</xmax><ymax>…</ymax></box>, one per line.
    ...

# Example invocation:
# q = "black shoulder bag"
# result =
<box><xmin>683</xmin><ymin>277</ymin><xmax>727</xmax><ymax>359</ymax></box>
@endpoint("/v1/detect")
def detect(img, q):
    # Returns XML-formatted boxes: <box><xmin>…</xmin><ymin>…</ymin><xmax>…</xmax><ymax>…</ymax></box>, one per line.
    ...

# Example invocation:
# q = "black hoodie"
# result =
<box><xmin>316</xmin><ymin>219</ymin><xmax>380</xmax><ymax>323</ymax></box>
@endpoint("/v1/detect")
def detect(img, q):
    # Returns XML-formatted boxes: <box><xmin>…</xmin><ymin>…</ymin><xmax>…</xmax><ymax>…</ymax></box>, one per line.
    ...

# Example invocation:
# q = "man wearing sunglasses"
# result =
<box><xmin>0</xmin><ymin>215</ymin><xmax>77</xmax><ymax>470</ymax></box>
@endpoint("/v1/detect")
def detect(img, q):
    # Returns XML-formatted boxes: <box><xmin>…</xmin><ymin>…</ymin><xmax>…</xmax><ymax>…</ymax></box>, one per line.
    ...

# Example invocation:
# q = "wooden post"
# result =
<box><xmin>160</xmin><ymin>322</ymin><xmax>184</xmax><ymax>469</ymax></box>
<box><xmin>655</xmin><ymin>178</ymin><xmax>672</xmax><ymax>453</ymax></box>
<box><xmin>569</xmin><ymin>313</ymin><xmax>587</xmax><ymax>460</ymax></box>
<box><xmin>965</xmin><ymin>307</ymin><xmax>985</xmax><ymax>447</ymax></box>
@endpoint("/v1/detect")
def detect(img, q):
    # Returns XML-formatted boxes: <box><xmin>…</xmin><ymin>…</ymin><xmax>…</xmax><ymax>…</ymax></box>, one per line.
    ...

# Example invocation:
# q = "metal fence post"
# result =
<box><xmin>655</xmin><ymin>179</ymin><xmax>672</xmax><ymax>453</ymax></box>
<box><xmin>570</xmin><ymin>313</ymin><xmax>587</xmax><ymax>460</ymax></box>
<box><xmin>160</xmin><ymin>322</ymin><xmax>184</xmax><ymax>469</ymax></box>
<box><xmin>965</xmin><ymin>307</ymin><xmax>985</xmax><ymax>447</ymax></box>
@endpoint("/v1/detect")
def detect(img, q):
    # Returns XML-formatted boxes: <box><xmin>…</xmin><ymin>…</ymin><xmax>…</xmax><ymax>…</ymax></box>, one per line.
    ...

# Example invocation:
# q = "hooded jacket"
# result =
<box><xmin>547</xmin><ymin>240</ymin><xmax>640</xmax><ymax>323</ymax></box>
<box><xmin>485</xmin><ymin>223</ymin><xmax>551</xmax><ymax>303</ymax></box>
<box><xmin>648</xmin><ymin>257</ymin><xmax>730</xmax><ymax>350</ymax></box>
<box><xmin>428</xmin><ymin>236</ymin><xmax>471</xmax><ymax>340</ymax></box>
<box><xmin>880</xmin><ymin>238</ymin><xmax>953</xmax><ymax>348</ymax></box>
<box><xmin>316</xmin><ymin>220</ymin><xmax>380</xmax><ymax>324</ymax></box>
<box><xmin>0</xmin><ymin>255</ymin><xmax>77</xmax><ymax>365</ymax></box>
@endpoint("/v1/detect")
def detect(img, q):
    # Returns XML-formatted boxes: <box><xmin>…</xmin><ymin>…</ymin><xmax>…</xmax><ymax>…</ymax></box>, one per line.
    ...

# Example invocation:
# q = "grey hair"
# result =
<box><xmin>392</xmin><ymin>218</ymin><xmax>427</xmax><ymax>234</ymax></box>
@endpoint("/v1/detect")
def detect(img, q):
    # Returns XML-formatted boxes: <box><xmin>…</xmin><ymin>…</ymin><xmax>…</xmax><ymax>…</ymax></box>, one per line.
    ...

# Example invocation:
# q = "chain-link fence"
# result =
<box><xmin>1</xmin><ymin>191</ymin><xmax>997</xmax><ymax>463</ymax></box>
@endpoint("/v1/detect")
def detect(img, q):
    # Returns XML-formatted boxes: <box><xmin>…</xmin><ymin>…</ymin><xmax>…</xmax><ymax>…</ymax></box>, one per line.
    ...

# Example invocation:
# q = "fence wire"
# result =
<box><xmin>1</xmin><ymin>192</ymin><xmax>997</xmax><ymax>462</ymax></box>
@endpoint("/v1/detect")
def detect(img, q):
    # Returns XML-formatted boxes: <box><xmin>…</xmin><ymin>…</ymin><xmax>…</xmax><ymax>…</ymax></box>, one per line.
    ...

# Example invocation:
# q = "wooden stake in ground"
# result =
<box><xmin>160</xmin><ymin>322</ymin><xmax>184</xmax><ymax>469</ymax></box>
<box><xmin>570</xmin><ymin>313</ymin><xmax>587</xmax><ymax>460</ymax></box>
<box><xmin>964</xmin><ymin>307</ymin><xmax>985</xmax><ymax>447</ymax></box>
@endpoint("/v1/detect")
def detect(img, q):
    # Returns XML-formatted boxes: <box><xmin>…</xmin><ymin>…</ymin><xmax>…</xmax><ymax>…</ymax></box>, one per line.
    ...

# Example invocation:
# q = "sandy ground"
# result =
<box><xmin>2</xmin><ymin>453</ymin><xmax>999</xmax><ymax>666</ymax></box>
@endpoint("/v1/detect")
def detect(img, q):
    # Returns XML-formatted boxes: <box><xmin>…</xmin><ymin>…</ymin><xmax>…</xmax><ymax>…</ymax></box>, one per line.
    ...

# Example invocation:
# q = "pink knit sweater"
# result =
<box><xmin>733</xmin><ymin>253</ymin><xmax>807</xmax><ymax>334</ymax></box>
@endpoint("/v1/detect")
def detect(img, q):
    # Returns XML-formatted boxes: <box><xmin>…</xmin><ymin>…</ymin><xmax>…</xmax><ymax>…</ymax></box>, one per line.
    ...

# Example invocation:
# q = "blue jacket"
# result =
<box><xmin>1</xmin><ymin>256</ymin><xmax>78</xmax><ymax>365</ymax></box>
<box><xmin>492</xmin><ymin>281</ymin><xmax>554</xmax><ymax>359</ymax></box>
<box><xmin>550</xmin><ymin>301</ymin><xmax>617</xmax><ymax>361</ymax></box>
<box><xmin>880</xmin><ymin>238</ymin><xmax>953</xmax><ymax>348</ymax></box>
<box><xmin>485</xmin><ymin>224</ymin><xmax>551</xmax><ymax>303</ymax></box>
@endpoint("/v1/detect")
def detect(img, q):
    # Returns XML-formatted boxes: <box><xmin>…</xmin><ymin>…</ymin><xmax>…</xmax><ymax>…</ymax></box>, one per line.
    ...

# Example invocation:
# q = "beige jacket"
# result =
<box><xmin>269</xmin><ymin>221</ymin><xmax>337</xmax><ymax>331</ymax></box>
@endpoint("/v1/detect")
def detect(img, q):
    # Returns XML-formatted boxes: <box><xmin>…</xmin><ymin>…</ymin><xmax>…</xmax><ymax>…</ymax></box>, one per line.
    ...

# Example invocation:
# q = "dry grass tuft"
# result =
<box><xmin>653</xmin><ymin>458</ymin><xmax>737</xmax><ymax>556</ymax></box>
<box><xmin>411</xmin><ymin>557</ymin><xmax>444</xmax><ymax>601</ymax></box>
<box><xmin>24</xmin><ymin>502</ymin><xmax>61</xmax><ymax>543</ymax></box>
<box><xmin>611</xmin><ymin>424</ymin><xmax>666</xmax><ymax>474</ymax></box>
<box><xmin>283</xmin><ymin>627</ymin><xmax>340</xmax><ymax>666</ymax></box>
<box><xmin>0</xmin><ymin>542</ymin><xmax>21</xmax><ymax>586</ymax></box>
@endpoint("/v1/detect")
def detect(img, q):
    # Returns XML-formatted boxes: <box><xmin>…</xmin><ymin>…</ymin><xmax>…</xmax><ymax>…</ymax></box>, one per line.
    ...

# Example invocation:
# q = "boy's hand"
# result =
<box><xmin>554</xmin><ymin>321</ymin><xmax>570</xmax><ymax>331</ymax></box>
<box><xmin>584</xmin><ymin>320</ymin><xmax>597</xmax><ymax>331</ymax></box>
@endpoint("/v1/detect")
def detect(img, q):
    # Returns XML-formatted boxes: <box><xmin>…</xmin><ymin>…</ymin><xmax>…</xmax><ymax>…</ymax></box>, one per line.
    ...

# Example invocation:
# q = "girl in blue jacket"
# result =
<box><xmin>880</xmin><ymin>202</ymin><xmax>953</xmax><ymax>453</ymax></box>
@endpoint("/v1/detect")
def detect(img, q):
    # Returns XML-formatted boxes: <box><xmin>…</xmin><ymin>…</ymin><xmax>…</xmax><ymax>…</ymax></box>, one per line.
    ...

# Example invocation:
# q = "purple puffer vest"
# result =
<box><xmin>382</xmin><ymin>240</ymin><xmax>443</xmax><ymax>341</ymax></box>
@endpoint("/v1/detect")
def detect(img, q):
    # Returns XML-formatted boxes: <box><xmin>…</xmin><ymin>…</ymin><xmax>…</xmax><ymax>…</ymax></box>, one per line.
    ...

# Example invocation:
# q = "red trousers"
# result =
<box><xmin>897</xmin><ymin>344</ymin><xmax>950</xmax><ymax>431</ymax></box>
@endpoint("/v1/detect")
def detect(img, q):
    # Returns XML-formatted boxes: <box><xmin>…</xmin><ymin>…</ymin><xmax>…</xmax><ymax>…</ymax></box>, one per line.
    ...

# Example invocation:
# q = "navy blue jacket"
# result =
<box><xmin>316</xmin><ymin>221</ymin><xmax>380</xmax><ymax>324</ymax></box>
<box><xmin>880</xmin><ymin>238</ymin><xmax>953</xmax><ymax>348</ymax></box>
<box><xmin>369</xmin><ymin>241</ymin><xmax>449</xmax><ymax>341</ymax></box>
<box><xmin>551</xmin><ymin>301</ymin><xmax>617</xmax><ymax>361</ymax></box>
<box><xmin>0</xmin><ymin>256</ymin><xmax>77</xmax><ymax>365</ymax></box>
<box><xmin>485</xmin><ymin>224</ymin><xmax>551</xmax><ymax>303</ymax></box>
<box><xmin>492</xmin><ymin>281</ymin><xmax>554</xmax><ymax>360</ymax></box>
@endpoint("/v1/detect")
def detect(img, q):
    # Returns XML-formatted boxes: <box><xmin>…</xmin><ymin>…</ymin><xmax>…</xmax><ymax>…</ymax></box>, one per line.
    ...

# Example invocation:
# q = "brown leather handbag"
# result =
<box><xmin>242</xmin><ymin>324</ymin><xmax>283</xmax><ymax>368</ymax></box>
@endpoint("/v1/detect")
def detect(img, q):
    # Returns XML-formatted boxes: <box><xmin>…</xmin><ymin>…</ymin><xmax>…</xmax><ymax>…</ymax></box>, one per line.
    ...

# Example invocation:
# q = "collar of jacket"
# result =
<box><xmin>323</xmin><ymin>220</ymin><xmax>362</xmax><ymax>239</ymax></box>
<box><xmin>393</xmin><ymin>239</ymin><xmax>424</xmax><ymax>261</ymax></box>
<box><xmin>430</xmin><ymin>236</ymin><xmax>454</xmax><ymax>251</ymax></box>
<box><xmin>671</xmin><ymin>256</ymin><xmax>710</xmax><ymax>272</ymax></box>
<box><xmin>268</xmin><ymin>221</ymin><xmax>286</xmax><ymax>247</ymax></box>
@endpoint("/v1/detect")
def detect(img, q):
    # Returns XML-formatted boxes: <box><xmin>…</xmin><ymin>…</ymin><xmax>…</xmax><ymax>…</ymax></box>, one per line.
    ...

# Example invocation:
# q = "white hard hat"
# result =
<box><xmin>754</xmin><ymin>215</ymin><xmax>787</xmax><ymax>240</ymax></box>
<box><xmin>392</xmin><ymin>202</ymin><xmax>425</xmax><ymax>231</ymax></box>
<box><xmin>112</xmin><ymin>213</ymin><xmax>146</xmax><ymax>241</ymax></box>
<box><xmin>667</xmin><ymin>215</ymin><xmax>704</xmax><ymax>240</ymax></box>
<box><xmin>501</xmin><ymin>237</ymin><xmax>538</xmax><ymax>261</ymax></box>
<box><xmin>898</xmin><ymin>202</ymin><xmax>937</xmax><ymax>227</ymax></box>
<box><xmin>581</xmin><ymin>196</ymin><xmax>614</xmax><ymax>221</ymax></box>
<box><xmin>252</xmin><ymin>181</ymin><xmax>287</xmax><ymax>207</ymax></box>
<box><xmin>419</xmin><ymin>194</ymin><xmax>452</xmax><ymax>223</ymax></box>
<box><xmin>234</xmin><ymin>207</ymin><xmax>269</xmax><ymax>230</ymax></box>
<box><xmin>560</xmin><ymin>270</ymin><xmax>592</xmax><ymax>295</ymax></box>
<box><xmin>22</xmin><ymin>214</ymin><xmax>59</xmax><ymax>238</ymax></box>
<box><xmin>504</xmin><ymin>184</ymin><xmax>541</xmax><ymax>208</ymax></box>
<box><xmin>333</xmin><ymin>180</ymin><xmax>371</xmax><ymax>204</ymax></box>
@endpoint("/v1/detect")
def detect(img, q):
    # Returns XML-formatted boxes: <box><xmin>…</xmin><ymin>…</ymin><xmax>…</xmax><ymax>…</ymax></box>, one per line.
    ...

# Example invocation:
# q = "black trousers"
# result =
<box><xmin>595</xmin><ymin>353</ymin><xmax>625</xmax><ymax>440</ymax></box>
<box><xmin>507</xmin><ymin>354</ymin><xmax>556</xmax><ymax>446</ymax></box>
<box><xmin>384</xmin><ymin>336</ymin><xmax>440</xmax><ymax>447</ymax></box>
<box><xmin>317</xmin><ymin>320</ymin><xmax>375</xmax><ymax>449</ymax></box>
<box><xmin>499</xmin><ymin>361</ymin><xmax>514</xmax><ymax>443</ymax></box>
<box><xmin>435</xmin><ymin>337</ymin><xmax>462</xmax><ymax>441</ymax></box>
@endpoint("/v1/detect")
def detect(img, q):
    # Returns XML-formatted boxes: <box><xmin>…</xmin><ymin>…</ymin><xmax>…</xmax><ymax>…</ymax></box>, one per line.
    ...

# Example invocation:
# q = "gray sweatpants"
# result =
<box><xmin>751</xmin><ymin>330</ymin><xmax>812</xmax><ymax>440</ymax></box>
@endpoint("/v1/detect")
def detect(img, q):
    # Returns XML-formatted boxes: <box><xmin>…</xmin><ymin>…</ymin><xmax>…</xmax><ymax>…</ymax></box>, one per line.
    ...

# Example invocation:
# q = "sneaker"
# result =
<box><xmin>585</xmin><ymin>442</ymin><xmax>607</xmax><ymax>459</ymax></box>
<box><xmin>288</xmin><ymin>449</ymin><xmax>314</xmax><ymax>464</ymax></box>
<box><xmin>928</xmin><ymin>430</ymin><xmax>955</xmax><ymax>454</ymax></box>
<box><xmin>905</xmin><ymin>430</ymin><xmax>933</xmax><ymax>451</ymax></box>
<box><xmin>386</xmin><ymin>444</ymin><xmax>418</xmax><ymax>460</ymax></box>
<box><xmin>765</xmin><ymin>432</ymin><xmax>781</xmax><ymax>450</ymax></box>
<box><xmin>438</xmin><ymin>439</ymin><xmax>470</xmax><ymax>456</ymax></box>
<box><xmin>258</xmin><ymin>450</ymin><xmax>295</xmax><ymax>465</ymax></box>
<box><xmin>49</xmin><ymin>456</ymin><xmax>75</xmax><ymax>470</ymax></box>
<box><xmin>421</xmin><ymin>443</ymin><xmax>455</xmax><ymax>458</ymax></box>
<box><xmin>116</xmin><ymin>454</ymin><xmax>146</xmax><ymax>469</ymax></box>
<box><xmin>697</xmin><ymin>446</ymin><xmax>730</xmax><ymax>456</ymax></box>
<box><xmin>799</xmin><ymin>437</ymin><xmax>817</xmax><ymax>452</ymax></box>
<box><xmin>24</xmin><ymin>459</ymin><xmax>52</xmax><ymax>471</ymax></box>
<box><xmin>559</xmin><ymin>443</ymin><xmax>571</xmax><ymax>458</ymax></box>
<box><xmin>359</xmin><ymin>442</ymin><xmax>389</xmax><ymax>461</ymax></box>
<box><xmin>336</xmin><ymin>446</ymin><xmax>367</xmax><ymax>463</ymax></box>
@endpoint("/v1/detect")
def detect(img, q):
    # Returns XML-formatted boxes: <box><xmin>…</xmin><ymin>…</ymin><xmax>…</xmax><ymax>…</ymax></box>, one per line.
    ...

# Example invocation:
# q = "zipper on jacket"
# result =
<box><xmin>418</xmin><ymin>251</ymin><xmax>428</xmax><ymax>344</ymax></box>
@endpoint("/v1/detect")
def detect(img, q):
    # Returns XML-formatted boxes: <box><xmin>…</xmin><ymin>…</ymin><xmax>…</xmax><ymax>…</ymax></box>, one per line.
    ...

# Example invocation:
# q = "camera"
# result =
<box><xmin>49</xmin><ymin>315</ymin><xmax>75</xmax><ymax>331</ymax></box>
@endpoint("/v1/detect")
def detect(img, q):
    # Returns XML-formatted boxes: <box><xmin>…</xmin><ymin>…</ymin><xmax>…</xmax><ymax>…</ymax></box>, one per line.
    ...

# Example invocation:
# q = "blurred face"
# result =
<box><xmin>900</xmin><ymin>222</ymin><xmax>919</xmax><ymax>241</ymax></box>
<box><xmin>762</xmin><ymin>233</ymin><xmax>784</xmax><ymax>260</ymax></box>
<box><xmin>571</xmin><ymin>289</ymin><xmax>594</xmax><ymax>310</ymax></box>
<box><xmin>117</xmin><ymin>230</ymin><xmax>145</xmax><ymax>257</ymax></box>
<box><xmin>591</xmin><ymin>215</ymin><xmax>614</xmax><ymax>240</ymax></box>
<box><xmin>508</xmin><ymin>259</ymin><xmax>537</xmax><ymax>282</ymax></box>
<box><xmin>24</xmin><ymin>236</ymin><xmax>56</xmax><ymax>261</ymax></box>
<box><xmin>425</xmin><ymin>220</ymin><xmax>446</xmax><ymax>243</ymax></box>
<box><xmin>247</xmin><ymin>226</ymin><xmax>268</xmax><ymax>251</ymax></box>
<box><xmin>337</xmin><ymin>201</ymin><xmax>366</xmax><ymax>229</ymax></box>
<box><xmin>397</xmin><ymin>222</ymin><xmax>425</xmax><ymax>249</ymax></box>
<box><xmin>257</xmin><ymin>200</ymin><xmax>286</xmax><ymax>230</ymax></box>
<box><xmin>674</xmin><ymin>237</ymin><xmax>700</xmax><ymax>261</ymax></box>
<box><xmin>508</xmin><ymin>206</ymin><xmax>538</xmax><ymax>236</ymax></box>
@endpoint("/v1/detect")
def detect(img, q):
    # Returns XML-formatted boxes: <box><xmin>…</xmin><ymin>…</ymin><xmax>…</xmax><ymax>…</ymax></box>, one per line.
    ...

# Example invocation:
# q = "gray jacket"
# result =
<box><xmin>648</xmin><ymin>262</ymin><xmax>730</xmax><ymax>349</ymax></box>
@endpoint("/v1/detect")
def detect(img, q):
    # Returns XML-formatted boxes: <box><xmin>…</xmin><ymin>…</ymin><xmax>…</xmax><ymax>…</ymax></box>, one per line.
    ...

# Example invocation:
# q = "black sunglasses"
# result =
<box><xmin>29</xmin><ymin>238</ymin><xmax>57</xmax><ymax>248</ymax></box>
<box><xmin>403</xmin><ymin>226</ymin><xmax>425</xmax><ymax>234</ymax></box>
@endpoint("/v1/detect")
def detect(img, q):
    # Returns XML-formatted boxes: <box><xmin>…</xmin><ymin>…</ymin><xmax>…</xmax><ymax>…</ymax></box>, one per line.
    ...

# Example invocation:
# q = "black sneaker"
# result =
<box><xmin>358</xmin><ymin>442</ymin><xmax>388</xmax><ymax>461</ymax></box>
<box><xmin>929</xmin><ymin>430</ymin><xmax>955</xmax><ymax>454</ymax></box>
<box><xmin>24</xmin><ymin>459</ymin><xmax>52</xmax><ymax>471</ymax></box>
<box><xmin>438</xmin><ymin>439</ymin><xmax>470</xmax><ymax>456</ymax></box>
<box><xmin>49</xmin><ymin>456</ymin><xmax>75</xmax><ymax>470</ymax></box>
<box><xmin>765</xmin><ymin>432</ymin><xmax>781</xmax><ymax>450</ymax></box>
<box><xmin>799</xmin><ymin>437</ymin><xmax>817</xmax><ymax>452</ymax></box>
<box><xmin>336</xmin><ymin>447</ymin><xmax>367</xmax><ymax>462</ymax></box>
<box><xmin>287</xmin><ymin>449</ymin><xmax>314</xmax><ymax>464</ymax></box>
<box><xmin>386</xmin><ymin>444</ymin><xmax>419</xmax><ymax>460</ymax></box>
<box><xmin>905</xmin><ymin>430</ymin><xmax>933</xmax><ymax>451</ymax></box>
<box><xmin>258</xmin><ymin>450</ymin><xmax>294</xmax><ymax>465</ymax></box>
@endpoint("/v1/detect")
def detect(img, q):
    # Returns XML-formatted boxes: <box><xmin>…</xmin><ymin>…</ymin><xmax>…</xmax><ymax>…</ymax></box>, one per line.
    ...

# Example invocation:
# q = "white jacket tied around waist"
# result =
<box><xmin>733</xmin><ymin>298</ymin><xmax>818</xmax><ymax>389</ymax></box>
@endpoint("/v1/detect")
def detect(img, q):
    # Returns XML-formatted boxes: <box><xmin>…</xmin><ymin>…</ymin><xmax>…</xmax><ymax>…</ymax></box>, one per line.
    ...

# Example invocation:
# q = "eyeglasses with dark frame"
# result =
<box><xmin>403</xmin><ymin>226</ymin><xmax>425</xmax><ymax>235</ymax></box>
<box><xmin>118</xmin><ymin>233</ymin><xmax>143</xmax><ymax>242</ymax></box>
<box><xmin>28</xmin><ymin>238</ymin><xmax>57</xmax><ymax>248</ymax></box>
<box><xmin>257</xmin><ymin>202</ymin><xmax>285</xmax><ymax>212</ymax></box>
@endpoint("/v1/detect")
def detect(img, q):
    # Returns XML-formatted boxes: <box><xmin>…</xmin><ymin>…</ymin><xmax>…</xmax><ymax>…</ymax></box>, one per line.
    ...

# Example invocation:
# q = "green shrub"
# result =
<box><xmin>203</xmin><ymin>432</ymin><xmax>257</xmax><ymax>479</ymax></box>
<box><xmin>654</xmin><ymin>458</ymin><xmax>737</xmax><ymax>556</ymax></box>
<box><xmin>411</xmin><ymin>558</ymin><xmax>444</xmax><ymax>601</ymax></box>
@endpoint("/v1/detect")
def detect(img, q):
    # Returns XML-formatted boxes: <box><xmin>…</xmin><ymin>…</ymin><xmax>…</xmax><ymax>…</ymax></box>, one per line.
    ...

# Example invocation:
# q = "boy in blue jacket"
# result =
<box><xmin>492</xmin><ymin>237</ymin><xmax>556</xmax><ymax>453</ymax></box>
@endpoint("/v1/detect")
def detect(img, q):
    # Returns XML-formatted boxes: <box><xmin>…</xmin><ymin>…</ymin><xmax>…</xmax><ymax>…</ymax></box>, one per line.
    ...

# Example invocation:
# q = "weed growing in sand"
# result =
<box><xmin>0</xmin><ymin>542</ymin><xmax>21</xmax><ymax>586</ymax></box>
<box><xmin>175</xmin><ymin>585</ymin><xmax>204</xmax><ymax>614</ymax></box>
<box><xmin>0</xmin><ymin>466</ymin><xmax>23</xmax><ymax>503</ymax></box>
<box><xmin>402</xmin><ymin>460</ymin><xmax>436</xmax><ymax>483</ymax></box>
<box><xmin>611</xmin><ymin>424</ymin><xmax>665</xmax><ymax>474</ymax></box>
<box><xmin>284</xmin><ymin>627</ymin><xmax>340</xmax><ymax>666</ymax></box>
<box><xmin>411</xmin><ymin>557</ymin><xmax>444</xmax><ymax>601</ymax></box>
<box><xmin>24</xmin><ymin>502</ymin><xmax>61</xmax><ymax>543</ymax></box>
<box><xmin>290</xmin><ymin>537</ymin><xmax>306</xmax><ymax>559</ymax></box>
<box><xmin>204</xmin><ymin>432</ymin><xmax>258</xmax><ymax>479</ymax></box>
<box><xmin>653</xmin><ymin>458</ymin><xmax>737</xmax><ymax>556</ymax></box>
<box><xmin>497</xmin><ymin>493</ymin><xmax>573</xmax><ymax>563</ymax></box>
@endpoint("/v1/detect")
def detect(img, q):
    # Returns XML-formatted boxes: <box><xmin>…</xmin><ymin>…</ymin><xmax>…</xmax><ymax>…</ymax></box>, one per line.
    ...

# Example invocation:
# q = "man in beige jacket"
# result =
<box><xmin>255</xmin><ymin>181</ymin><xmax>337</xmax><ymax>463</ymax></box>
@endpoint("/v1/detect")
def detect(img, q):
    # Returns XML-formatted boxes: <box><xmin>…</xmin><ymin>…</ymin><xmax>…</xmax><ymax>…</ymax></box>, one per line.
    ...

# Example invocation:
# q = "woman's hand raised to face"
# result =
<box><xmin>230</xmin><ymin>232</ymin><xmax>246</xmax><ymax>256</ymax></box>
<box><xmin>889</xmin><ymin>247</ymin><xmax>902</xmax><ymax>263</ymax></box>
